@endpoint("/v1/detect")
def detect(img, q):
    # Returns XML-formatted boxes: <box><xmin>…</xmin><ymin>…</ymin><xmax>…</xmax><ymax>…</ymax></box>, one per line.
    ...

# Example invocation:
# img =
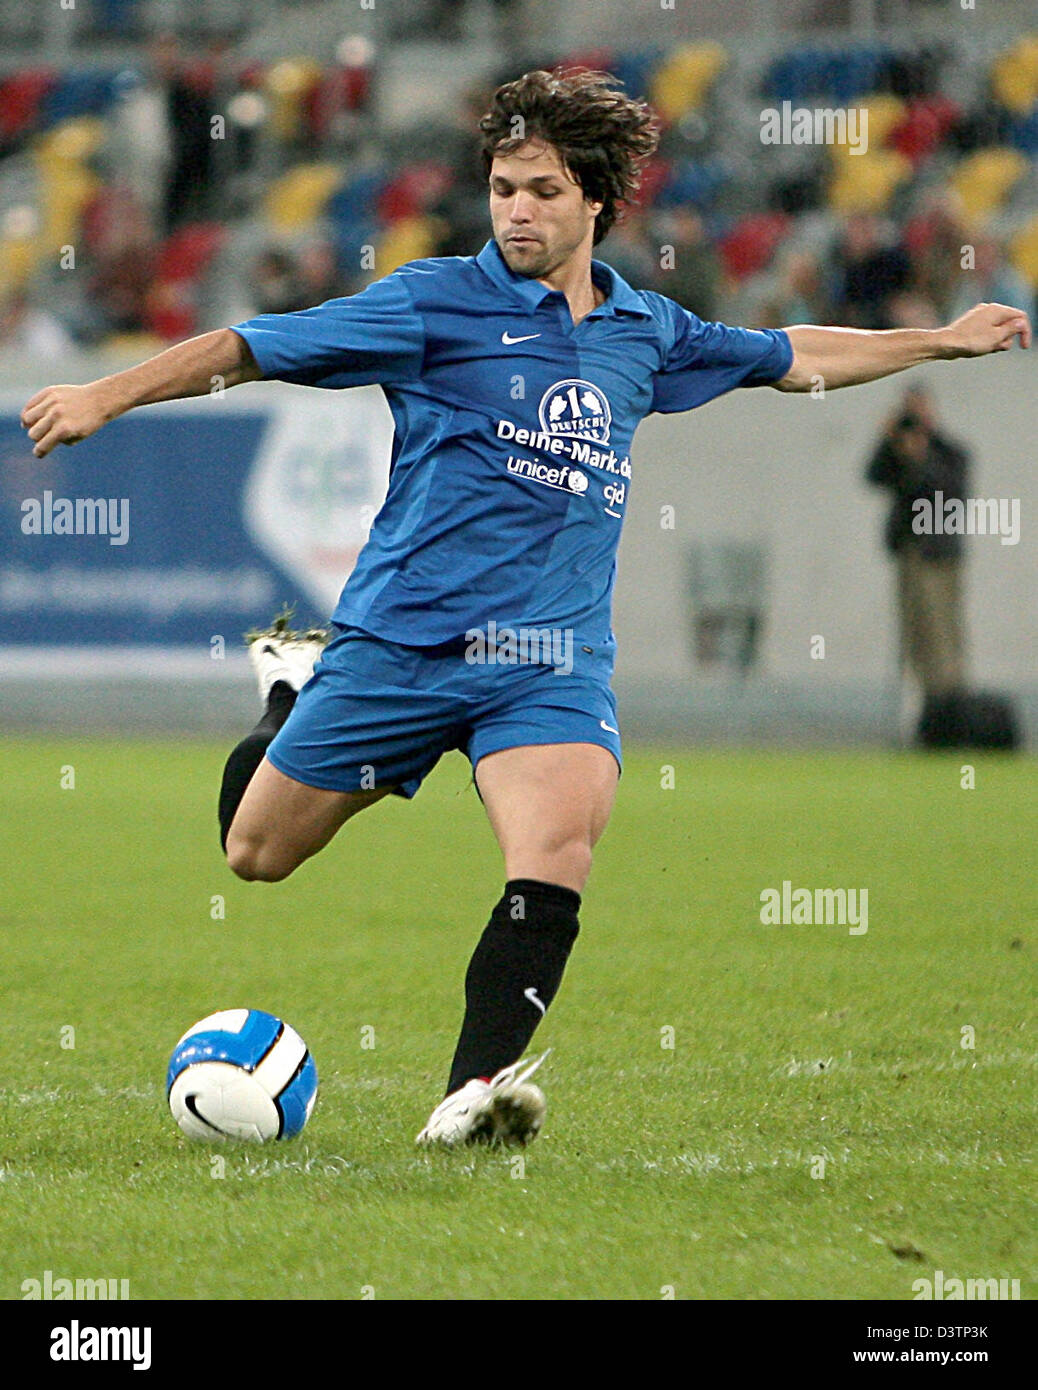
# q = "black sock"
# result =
<box><xmin>218</xmin><ymin>682</ymin><xmax>297</xmax><ymax>851</ymax></box>
<box><xmin>445</xmin><ymin>878</ymin><xmax>581</xmax><ymax>1094</ymax></box>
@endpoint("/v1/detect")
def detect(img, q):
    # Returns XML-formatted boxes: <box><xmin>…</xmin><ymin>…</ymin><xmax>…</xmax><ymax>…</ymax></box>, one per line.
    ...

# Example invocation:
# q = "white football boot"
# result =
<box><xmin>246</xmin><ymin>610</ymin><xmax>329</xmax><ymax>703</ymax></box>
<box><xmin>416</xmin><ymin>1052</ymin><xmax>550</xmax><ymax>1148</ymax></box>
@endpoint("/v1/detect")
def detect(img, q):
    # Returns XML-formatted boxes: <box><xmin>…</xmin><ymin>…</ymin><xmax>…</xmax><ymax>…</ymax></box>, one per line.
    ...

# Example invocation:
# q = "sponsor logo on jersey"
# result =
<box><xmin>537</xmin><ymin>379</ymin><xmax>612</xmax><ymax>444</ymax></box>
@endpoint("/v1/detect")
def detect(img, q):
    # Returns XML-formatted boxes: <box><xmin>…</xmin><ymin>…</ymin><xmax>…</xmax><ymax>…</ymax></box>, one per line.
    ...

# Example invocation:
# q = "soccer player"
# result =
<box><xmin>21</xmin><ymin>69</ymin><xmax>1030</xmax><ymax>1147</ymax></box>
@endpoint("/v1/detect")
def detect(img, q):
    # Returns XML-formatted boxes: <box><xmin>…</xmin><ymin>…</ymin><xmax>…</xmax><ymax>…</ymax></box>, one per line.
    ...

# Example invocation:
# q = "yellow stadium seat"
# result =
<box><xmin>950</xmin><ymin>147</ymin><xmax>1028</xmax><ymax>220</ymax></box>
<box><xmin>1009</xmin><ymin>213</ymin><xmax>1038</xmax><ymax>288</ymax></box>
<box><xmin>650</xmin><ymin>42</ymin><xmax>727</xmax><ymax>121</ymax></box>
<box><xmin>263</xmin><ymin>57</ymin><xmax>323</xmax><ymax>142</ymax></box>
<box><xmin>34</xmin><ymin>117</ymin><xmax>108</xmax><ymax>164</ymax></box>
<box><xmin>990</xmin><ymin>36</ymin><xmax>1038</xmax><ymax>115</ymax></box>
<box><xmin>0</xmin><ymin>232</ymin><xmax>43</xmax><ymax>295</ymax></box>
<box><xmin>856</xmin><ymin>94</ymin><xmax>907</xmax><ymax>148</ymax></box>
<box><xmin>828</xmin><ymin>149</ymin><xmax>912</xmax><ymax>215</ymax></box>
<box><xmin>264</xmin><ymin>162</ymin><xmax>343</xmax><ymax>231</ymax></box>
<box><xmin>99</xmin><ymin>331</ymin><xmax>169</xmax><ymax>359</ymax></box>
<box><xmin>374</xmin><ymin>214</ymin><xmax>443</xmax><ymax>278</ymax></box>
<box><xmin>33</xmin><ymin>160</ymin><xmax>100</xmax><ymax>256</ymax></box>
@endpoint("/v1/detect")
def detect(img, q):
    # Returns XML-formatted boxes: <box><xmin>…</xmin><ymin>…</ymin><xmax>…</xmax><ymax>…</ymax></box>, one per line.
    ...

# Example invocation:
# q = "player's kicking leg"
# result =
<box><xmin>417</xmin><ymin>741</ymin><xmax>618</xmax><ymax>1147</ymax></box>
<box><xmin>218</xmin><ymin>613</ymin><xmax>393</xmax><ymax>880</ymax></box>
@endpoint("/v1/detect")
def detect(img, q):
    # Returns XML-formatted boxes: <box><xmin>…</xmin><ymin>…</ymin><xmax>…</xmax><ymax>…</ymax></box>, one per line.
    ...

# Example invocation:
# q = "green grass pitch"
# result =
<box><xmin>2</xmin><ymin>739</ymin><xmax>1034</xmax><ymax>1300</ymax></box>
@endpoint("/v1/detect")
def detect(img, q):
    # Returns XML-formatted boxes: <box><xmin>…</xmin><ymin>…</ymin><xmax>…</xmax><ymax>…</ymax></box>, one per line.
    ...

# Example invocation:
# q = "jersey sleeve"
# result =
<box><xmin>229</xmin><ymin>269</ymin><xmax>425</xmax><ymax>389</ymax></box>
<box><xmin>649</xmin><ymin>296</ymin><xmax>794</xmax><ymax>414</ymax></box>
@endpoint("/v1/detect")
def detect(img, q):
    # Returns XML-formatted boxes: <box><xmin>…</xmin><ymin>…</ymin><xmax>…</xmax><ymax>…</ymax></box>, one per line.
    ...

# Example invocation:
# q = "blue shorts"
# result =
<box><xmin>265</xmin><ymin>624</ymin><xmax>622</xmax><ymax>798</ymax></box>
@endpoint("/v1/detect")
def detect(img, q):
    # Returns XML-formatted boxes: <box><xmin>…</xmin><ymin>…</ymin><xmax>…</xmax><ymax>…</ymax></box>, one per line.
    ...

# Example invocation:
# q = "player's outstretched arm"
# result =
<box><xmin>20</xmin><ymin>328</ymin><xmax>262</xmax><ymax>458</ymax></box>
<box><xmin>772</xmin><ymin>302</ymin><xmax>1031</xmax><ymax>393</ymax></box>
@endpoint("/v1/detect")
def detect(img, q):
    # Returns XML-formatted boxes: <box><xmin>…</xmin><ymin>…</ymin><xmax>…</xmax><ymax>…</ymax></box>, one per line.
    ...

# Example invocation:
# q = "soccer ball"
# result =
<box><xmin>167</xmin><ymin>1009</ymin><xmax>318</xmax><ymax>1142</ymax></box>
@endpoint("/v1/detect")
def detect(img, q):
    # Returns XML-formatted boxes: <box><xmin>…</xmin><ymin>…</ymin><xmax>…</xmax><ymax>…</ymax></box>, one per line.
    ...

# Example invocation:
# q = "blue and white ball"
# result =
<box><xmin>167</xmin><ymin>1009</ymin><xmax>318</xmax><ymax>1142</ymax></box>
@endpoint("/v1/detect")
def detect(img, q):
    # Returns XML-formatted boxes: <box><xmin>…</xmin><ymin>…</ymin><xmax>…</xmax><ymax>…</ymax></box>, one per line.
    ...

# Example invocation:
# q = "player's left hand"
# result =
<box><xmin>941</xmin><ymin>302</ymin><xmax>1032</xmax><ymax>358</ymax></box>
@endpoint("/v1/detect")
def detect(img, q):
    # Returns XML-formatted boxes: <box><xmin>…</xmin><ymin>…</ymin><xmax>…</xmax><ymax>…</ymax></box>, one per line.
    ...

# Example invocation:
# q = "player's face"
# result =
<box><xmin>489</xmin><ymin>140</ymin><xmax>604</xmax><ymax>280</ymax></box>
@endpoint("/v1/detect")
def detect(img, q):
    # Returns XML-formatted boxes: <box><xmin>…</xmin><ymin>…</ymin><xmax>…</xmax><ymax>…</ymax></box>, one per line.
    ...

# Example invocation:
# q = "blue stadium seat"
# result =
<box><xmin>1009</xmin><ymin>105</ymin><xmax>1038</xmax><ymax>154</ymax></box>
<box><xmin>611</xmin><ymin>47</ymin><xmax>665</xmax><ymax>102</ymax></box>
<box><xmin>39</xmin><ymin>70</ymin><xmax>121</xmax><ymax>128</ymax></box>
<box><xmin>655</xmin><ymin>156</ymin><xmax>731</xmax><ymax>211</ymax></box>
<box><xmin>326</xmin><ymin>169</ymin><xmax>389</xmax><ymax>226</ymax></box>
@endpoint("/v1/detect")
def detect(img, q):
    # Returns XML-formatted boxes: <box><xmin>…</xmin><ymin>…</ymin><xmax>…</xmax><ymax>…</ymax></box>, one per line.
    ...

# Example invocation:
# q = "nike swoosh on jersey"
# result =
<box><xmin>600</xmin><ymin>720</ymin><xmax>620</xmax><ymax>734</ymax></box>
<box><xmin>501</xmin><ymin>332</ymin><xmax>542</xmax><ymax>344</ymax></box>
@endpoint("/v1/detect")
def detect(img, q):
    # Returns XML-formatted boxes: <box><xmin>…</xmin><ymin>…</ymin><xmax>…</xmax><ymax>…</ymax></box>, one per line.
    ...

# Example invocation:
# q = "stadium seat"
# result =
<box><xmin>655</xmin><ymin>156</ymin><xmax>730</xmax><ymax>212</ymax></box>
<box><xmin>556</xmin><ymin>49</ymin><xmax>617</xmax><ymax>79</ymax></box>
<box><xmin>889</xmin><ymin>95</ymin><xmax>961</xmax><ymax>165</ymax></box>
<box><xmin>377</xmin><ymin>163</ymin><xmax>455</xmax><ymax>224</ymax></box>
<box><xmin>326</xmin><ymin>168</ymin><xmax>389</xmax><ymax>226</ymax></box>
<box><xmin>97</xmin><ymin>330</ymin><xmax>168</xmax><ymax>357</ymax></box>
<box><xmin>989</xmin><ymin>36</ymin><xmax>1038</xmax><ymax>115</ymax></box>
<box><xmin>264</xmin><ymin>163</ymin><xmax>344</xmax><ymax>231</ymax></box>
<box><xmin>374</xmin><ymin>214</ymin><xmax>442</xmax><ymax>277</ymax></box>
<box><xmin>650</xmin><ymin>43</ymin><xmax>727</xmax><ymax>122</ymax></box>
<box><xmin>718</xmin><ymin>211</ymin><xmax>790</xmax><ymax>280</ymax></box>
<box><xmin>856</xmin><ymin>94</ymin><xmax>907</xmax><ymax>148</ymax></box>
<box><xmin>0</xmin><ymin>68</ymin><xmax>57</xmax><ymax>140</ymax></box>
<box><xmin>154</xmin><ymin>222</ymin><xmax>226</xmax><ymax>285</ymax></box>
<box><xmin>38</xmin><ymin>70</ymin><xmax>121</xmax><ymax>127</ymax></box>
<box><xmin>145</xmin><ymin>279</ymin><xmax>197</xmax><ymax>342</ymax></box>
<box><xmin>262</xmin><ymin>57</ymin><xmax>323</xmax><ymax>142</ymax></box>
<box><xmin>32</xmin><ymin>142</ymin><xmax>101</xmax><ymax>253</ymax></box>
<box><xmin>766</xmin><ymin>44</ymin><xmax>888</xmax><ymax>104</ymax></box>
<box><xmin>0</xmin><ymin>227</ymin><xmax>44</xmax><ymax>295</ymax></box>
<box><xmin>610</xmin><ymin>48</ymin><xmax>664</xmax><ymax>103</ymax></box>
<box><xmin>1009</xmin><ymin>213</ymin><xmax>1038</xmax><ymax>288</ymax></box>
<box><xmin>766</xmin><ymin>47</ymin><xmax>825</xmax><ymax>103</ymax></box>
<box><xmin>828</xmin><ymin>149</ymin><xmax>912</xmax><ymax>215</ymax></box>
<box><xmin>635</xmin><ymin>155</ymin><xmax>672</xmax><ymax>210</ymax></box>
<box><xmin>34</xmin><ymin>116</ymin><xmax>108</xmax><ymax>164</ymax></box>
<box><xmin>306</xmin><ymin>64</ymin><xmax>372</xmax><ymax>139</ymax></box>
<box><xmin>1009</xmin><ymin>105</ymin><xmax>1038</xmax><ymax>156</ymax></box>
<box><xmin>950</xmin><ymin>147</ymin><xmax>1029</xmax><ymax>219</ymax></box>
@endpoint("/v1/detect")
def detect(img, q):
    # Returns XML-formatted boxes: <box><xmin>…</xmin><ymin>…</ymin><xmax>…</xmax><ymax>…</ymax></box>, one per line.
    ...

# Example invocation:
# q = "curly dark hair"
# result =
<box><xmin>478</xmin><ymin>68</ymin><xmax>660</xmax><ymax>244</ymax></box>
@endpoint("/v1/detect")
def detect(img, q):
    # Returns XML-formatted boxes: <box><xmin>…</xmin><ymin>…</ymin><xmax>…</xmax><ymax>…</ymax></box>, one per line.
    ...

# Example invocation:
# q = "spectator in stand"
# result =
<box><xmin>832</xmin><ymin>213</ymin><xmax>913</xmax><ymax>329</ymax></box>
<box><xmin>947</xmin><ymin>232</ymin><xmax>1034</xmax><ymax>323</ymax></box>
<box><xmin>149</xmin><ymin>33</ymin><xmax>217</xmax><ymax>231</ymax></box>
<box><xmin>429</xmin><ymin>84</ymin><xmax>498</xmax><ymax>259</ymax></box>
<box><xmin>595</xmin><ymin>209</ymin><xmax>660</xmax><ymax>294</ymax></box>
<box><xmin>907</xmin><ymin>191</ymin><xmax>970</xmax><ymax>322</ymax></box>
<box><xmin>84</xmin><ymin>188</ymin><xmax>158</xmax><ymax>341</ymax></box>
<box><xmin>109</xmin><ymin>62</ymin><xmax>172</xmax><ymax>231</ymax></box>
<box><xmin>427</xmin><ymin>0</ymin><xmax>525</xmax><ymax>52</ymax></box>
<box><xmin>0</xmin><ymin>290</ymin><xmax>76</xmax><ymax>358</ymax></box>
<box><xmin>756</xmin><ymin>245</ymin><xmax>833</xmax><ymax>329</ymax></box>
<box><xmin>884</xmin><ymin>287</ymin><xmax>942</xmax><ymax>329</ymax></box>
<box><xmin>297</xmin><ymin>240</ymin><xmax>349</xmax><ymax>304</ymax></box>
<box><xmin>652</xmin><ymin>208</ymin><xmax>720</xmax><ymax>319</ymax></box>
<box><xmin>249</xmin><ymin>249</ymin><xmax>303</xmax><ymax>316</ymax></box>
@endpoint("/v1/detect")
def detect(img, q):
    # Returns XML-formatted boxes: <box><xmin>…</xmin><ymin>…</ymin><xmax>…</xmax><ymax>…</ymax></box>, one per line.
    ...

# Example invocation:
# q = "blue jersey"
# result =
<box><xmin>231</xmin><ymin>238</ymin><xmax>792</xmax><ymax>650</ymax></box>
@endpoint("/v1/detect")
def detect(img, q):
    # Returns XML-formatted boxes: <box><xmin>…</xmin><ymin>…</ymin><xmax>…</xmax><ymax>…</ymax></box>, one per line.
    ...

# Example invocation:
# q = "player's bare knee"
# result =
<box><xmin>225</xmin><ymin>834</ymin><xmax>295</xmax><ymax>883</ymax></box>
<box><xmin>531</xmin><ymin>835</ymin><xmax>593</xmax><ymax>892</ymax></box>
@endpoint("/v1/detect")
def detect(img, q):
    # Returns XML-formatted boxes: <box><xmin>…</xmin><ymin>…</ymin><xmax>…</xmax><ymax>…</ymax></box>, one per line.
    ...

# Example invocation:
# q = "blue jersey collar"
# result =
<box><xmin>475</xmin><ymin>238</ymin><xmax>652</xmax><ymax>320</ymax></box>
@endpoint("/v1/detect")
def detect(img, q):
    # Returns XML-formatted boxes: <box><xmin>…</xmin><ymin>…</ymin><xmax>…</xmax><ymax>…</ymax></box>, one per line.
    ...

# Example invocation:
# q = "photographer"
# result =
<box><xmin>866</xmin><ymin>385</ymin><xmax>970</xmax><ymax>700</ymax></box>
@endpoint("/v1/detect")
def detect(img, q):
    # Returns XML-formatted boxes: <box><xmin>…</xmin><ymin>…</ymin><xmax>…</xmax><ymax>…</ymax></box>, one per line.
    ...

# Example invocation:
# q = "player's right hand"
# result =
<box><xmin>20</xmin><ymin>382</ymin><xmax>114</xmax><ymax>458</ymax></box>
